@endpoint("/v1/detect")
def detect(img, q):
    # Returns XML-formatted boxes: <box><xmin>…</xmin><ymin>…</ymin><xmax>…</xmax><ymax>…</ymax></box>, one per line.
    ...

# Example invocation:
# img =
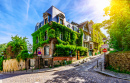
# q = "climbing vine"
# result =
<box><xmin>32</xmin><ymin>22</ymin><xmax>83</xmax><ymax>53</ymax></box>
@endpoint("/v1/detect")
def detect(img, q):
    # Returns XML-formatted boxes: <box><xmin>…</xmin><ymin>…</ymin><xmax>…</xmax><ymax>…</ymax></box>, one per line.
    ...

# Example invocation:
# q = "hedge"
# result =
<box><xmin>54</xmin><ymin>44</ymin><xmax>88</xmax><ymax>57</ymax></box>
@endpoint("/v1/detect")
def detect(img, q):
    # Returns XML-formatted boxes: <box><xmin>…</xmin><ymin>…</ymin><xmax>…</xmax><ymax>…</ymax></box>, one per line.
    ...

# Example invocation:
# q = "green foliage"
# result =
<box><xmin>48</xmin><ymin>29</ymin><xmax>55</xmax><ymax>38</ymax></box>
<box><xmin>0</xmin><ymin>56</ymin><xmax>4</xmax><ymax>71</ymax></box>
<box><xmin>91</xmin><ymin>23</ymin><xmax>106</xmax><ymax>50</ymax></box>
<box><xmin>16</xmin><ymin>50</ymin><xmax>29</xmax><ymax>62</ymax></box>
<box><xmin>77</xmin><ymin>46</ymin><xmax>88</xmax><ymax>56</ymax></box>
<box><xmin>6</xmin><ymin>35</ymin><xmax>28</xmax><ymax>57</ymax></box>
<box><xmin>98</xmin><ymin>52</ymin><xmax>100</xmax><ymax>54</ymax></box>
<box><xmin>32</xmin><ymin>22</ymin><xmax>83</xmax><ymax>53</ymax></box>
<box><xmin>0</xmin><ymin>43</ymin><xmax>7</xmax><ymax>55</ymax></box>
<box><xmin>54</xmin><ymin>44</ymin><xmax>88</xmax><ymax>57</ymax></box>
<box><xmin>103</xmin><ymin>0</ymin><xmax>130</xmax><ymax>51</ymax></box>
<box><xmin>95</xmin><ymin>52</ymin><xmax>97</xmax><ymax>55</ymax></box>
<box><xmin>54</xmin><ymin>44</ymin><xmax>76</xmax><ymax>57</ymax></box>
<box><xmin>106</xmin><ymin>65</ymin><xmax>130</xmax><ymax>74</ymax></box>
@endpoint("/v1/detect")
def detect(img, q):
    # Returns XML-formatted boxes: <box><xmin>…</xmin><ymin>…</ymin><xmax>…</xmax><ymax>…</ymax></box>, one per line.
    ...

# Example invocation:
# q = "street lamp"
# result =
<box><xmin>103</xmin><ymin>38</ymin><xmax>106</xmax><ymax>44</ymax></box>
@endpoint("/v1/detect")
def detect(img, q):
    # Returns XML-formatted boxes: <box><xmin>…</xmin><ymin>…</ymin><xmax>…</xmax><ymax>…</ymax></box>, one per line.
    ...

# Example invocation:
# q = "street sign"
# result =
<box><xmin>38</xmin><ymin>51</ymin><xmax>41</xmax><ymax>55</ymax></box>
<box><xmin>103</xmin><ymin>49</ymin><xmax>107</xmax><ymax>52</ymax></box>
<box><xmin>101</xmin><ymin>44</ymin><xmax>108</xmax><ymax>48</ymax></box>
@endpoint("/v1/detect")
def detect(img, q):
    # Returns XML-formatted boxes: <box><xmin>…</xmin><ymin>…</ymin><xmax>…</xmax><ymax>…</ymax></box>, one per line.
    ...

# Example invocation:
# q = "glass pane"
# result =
<box><xmin>60</xmin><ymin>19</ymin><xmax>63</xmax><ymax>24</ymax></box>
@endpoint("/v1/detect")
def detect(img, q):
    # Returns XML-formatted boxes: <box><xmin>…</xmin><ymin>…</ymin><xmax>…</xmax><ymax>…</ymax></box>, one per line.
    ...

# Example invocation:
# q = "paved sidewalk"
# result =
<box><xmin>1</xmin><ymin>53</ymin><xmax>103</xmax><ymax>75</ymax></box>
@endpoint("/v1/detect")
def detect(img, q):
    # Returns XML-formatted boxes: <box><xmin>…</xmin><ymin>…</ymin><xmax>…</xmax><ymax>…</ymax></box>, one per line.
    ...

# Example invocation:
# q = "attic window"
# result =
<box><xmin>45</xmin><ymin>18</ymin><xmax>47</xmax><ymax>24</ymax></box>
<box><xmin>67</xmin><ymin>24</ymin><xmax>70</xmax><ymax>28</ymax></box>
<box><xmin>60</xmin><ymin>19</ymin><xmax>63</xmax><ymax>25</ymax></box>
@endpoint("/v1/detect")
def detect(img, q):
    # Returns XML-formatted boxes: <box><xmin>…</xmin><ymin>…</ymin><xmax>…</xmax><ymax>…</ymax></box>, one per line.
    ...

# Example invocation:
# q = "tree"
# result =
<box><xmin>6</xmin><ymin>35</ymin><xmax>28</xmax><ymax>58</ymax></box>
<box><xmin>0</xmin><ymin>43</ymin><xmax>7</xmax><ymax>55</ymax></box>
<box><xmin>102</xmin><ymin>0</ymin><xmax>130</xmax><ymax>51</ymax></box>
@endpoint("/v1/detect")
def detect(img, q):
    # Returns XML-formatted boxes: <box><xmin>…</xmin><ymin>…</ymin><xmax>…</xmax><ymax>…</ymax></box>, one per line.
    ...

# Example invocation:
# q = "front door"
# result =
<box><xmin>45</xmin><ymin>61</ymin><xmax>48</xmax><ymax>66</ymax></box>
<box><xmin>40</xmin><ymin>58</ymin><xmax>44</xmax><ymax>68</ymax></box>
<box><xmin>89</xmin><ymin>50</ymin><xmax>92</xmax><ymax>56</ymax></box>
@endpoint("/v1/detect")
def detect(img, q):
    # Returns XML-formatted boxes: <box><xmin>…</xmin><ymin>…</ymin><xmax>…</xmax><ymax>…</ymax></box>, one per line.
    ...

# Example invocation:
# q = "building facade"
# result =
<box><xmin>32</xmin><ymin>6</ymin><xmax>83</xmax><ymax>68</ymax></box>
<box><xmin>32</xmin><ymin>6</ymin><xmax>103</xmax><ymax>68</ymax></box>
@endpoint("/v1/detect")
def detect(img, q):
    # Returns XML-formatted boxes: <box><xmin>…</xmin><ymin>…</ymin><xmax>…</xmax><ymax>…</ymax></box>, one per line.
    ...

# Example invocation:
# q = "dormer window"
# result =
<box><xmin>43</xmin><ymin>12</ymin><xmax>51</xmax><ymax>25</ymax></box>
<box><xmin>57</xmin><ymin>13</ymin><xmax>65</xmax><ymax>25</ymax></box>
<box><xmin>48</xmin><ymin>15</ymin><xmax>50</xmax><ymax>22</ymax></box>
<box><xmin>67</xmin><ymin>24</ymin><xmax>70</xmax><ymax>28</ymax></box>
<box><xmin>60</xmin><ymin>19</ymin><xmax>63</xmax><ymax>25</ymax></box>
<box><xmin>45</xmin><ymin>18</ymin><xmax>47</xmax><ymax>24</ymax></box>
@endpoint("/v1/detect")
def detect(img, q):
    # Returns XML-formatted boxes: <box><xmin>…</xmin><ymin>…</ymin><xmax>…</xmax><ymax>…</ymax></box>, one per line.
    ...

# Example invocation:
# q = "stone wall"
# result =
<box><xmin>53</xmin><ymin>57</ymin><xmax>77</xmax><ymax>65</ymax></box>
<box><xmin>105</xmin><ymin>52</ymin><xmax>130</xmax><ymax>72</ymax></box>
<box><xmin>3</xmin><ymin>59</ymin><xmax>25</xmax><ymax>71</ymax></box>
<box><xmin>53</xmin><ymin>57</ymin><xmax>77</xmax><ymax>61</ymax></box>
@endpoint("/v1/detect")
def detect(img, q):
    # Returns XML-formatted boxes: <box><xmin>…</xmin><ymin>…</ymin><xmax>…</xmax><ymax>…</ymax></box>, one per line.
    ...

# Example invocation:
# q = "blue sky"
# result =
<box><xmin>0</xmin><ymin>0</ymin><xmax>110</xmax><ymax>44</ymax></box>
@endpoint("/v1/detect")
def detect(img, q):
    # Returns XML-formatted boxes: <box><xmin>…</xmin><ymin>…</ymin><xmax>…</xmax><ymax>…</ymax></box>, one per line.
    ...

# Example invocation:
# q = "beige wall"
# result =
<box><xmin>3</xmin><ymin>59</ymin><xmax>25</xmax><ymax>71</ymax></box>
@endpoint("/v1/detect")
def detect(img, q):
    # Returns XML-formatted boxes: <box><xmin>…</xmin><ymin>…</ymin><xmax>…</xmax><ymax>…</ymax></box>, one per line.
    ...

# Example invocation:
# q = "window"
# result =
<box><xmin>84</xmin><ymin>26</ymin><xmax>88</xmax><ymax>32</ymax></box>
<box><xmin>77</xmin><ymin>28</ymin><xmax>79</xmax><ymax>33</ymax></box>
<box><xmin>72</xmin><ymin>26</ymin><xmax>74</xmax><ymax>30</ymax></box>
<box><xmin>67</xmin><ymin>24</ymin><xmax>70</xmax><ymax>28</ymax></box>
<box><xmin>84</xmin><ymin>34</ymin><xmax>87</xmax><ymax>39</ymax></box>
<box><xmin>48</xmin><ymin>15</ymin><xmax>50</xmax><ymax>22</ymax></box>
<box><xmin>45</xmin><ymin>31</ymin><xmax>48</xmax><ymax>40</ymax></box>
<box><xmin>60</xmin><ymin>19</ymin><xmax>63</xmax><ymax>25</ymax></box>
<box><xmin>44</xmin><ymin>46</ymin><xmax>49</xmax><ymax>55</ymax></box>
<box><xmin>90</xmin><ymin>44</ymin><xmax>92</xmax><ymax>49</ymax></box>
<box><xmin>60</xmin><ymin>33</ymin><xmax>63</xmax><ymax>40</ymax></box>
<box><xmin>39</xmin><ymin>23</ymin><xmax>41</xmax><ymax>28</ymax></box>
<box><xmin>36</xmin><ymin>37</ymin><xmax>38</xmax><ymax>43</ymax></box>
<box><xmin>74</xmin><ymin>27</ymin><xmax>77</xmax><ymax>32</ymax></box>
<box><xmin>45</xmin><ymin>18</ymin><xmax>47</xmax><ymax>24</ymax></box>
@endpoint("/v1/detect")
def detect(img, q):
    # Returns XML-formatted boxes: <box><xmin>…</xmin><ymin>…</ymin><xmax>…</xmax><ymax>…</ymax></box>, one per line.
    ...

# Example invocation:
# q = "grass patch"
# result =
<box><xmin>106</xmin><ymin>65</ymin><xmax>130</xmax><ymax>74</ymax></box>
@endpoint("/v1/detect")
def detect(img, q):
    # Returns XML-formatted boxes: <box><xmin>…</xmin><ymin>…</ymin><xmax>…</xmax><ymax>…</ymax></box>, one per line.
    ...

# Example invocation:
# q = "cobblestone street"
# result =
<box><xmin>0</xmin><ymin>55</ymin><xmax>129</xmax><ymax>83</ymax></box>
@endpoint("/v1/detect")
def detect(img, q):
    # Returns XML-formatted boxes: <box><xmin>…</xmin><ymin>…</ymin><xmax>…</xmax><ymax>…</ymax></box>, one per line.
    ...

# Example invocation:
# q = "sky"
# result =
<box><xmin>0</xmin><ymin>0</ymin><xmax>110</xmax><ymax>44</ymax></box>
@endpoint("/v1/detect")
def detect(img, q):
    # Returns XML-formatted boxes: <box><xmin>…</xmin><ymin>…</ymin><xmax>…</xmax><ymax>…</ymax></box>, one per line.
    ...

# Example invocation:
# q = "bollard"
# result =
<box><xmin>97</xmin><ymin>60</ymin><xmax>98</xmax><ymax>68</ymax></box>
<box><xmin>10</xmin><ymin>69</ymin><xmax>11</xmax><ymax>73</ymax></box>
<box><xmin>26</xmin><ymin>68</ymin><xmax>27</xmax><ymax>72</ymax></box>
<box><xmin>13</xmin><ymin>69</ymin><xmax>14</xmax><ymax>73</ymax></box>
<box><xmin>32</xmin><ymin>68</ymin><xmax>33</xmax><ymax>72</ymax></box>
<box><xmin>101</xmin><ymin>62</ymin><xmax>102</xmax><ymax>71</ymax></box>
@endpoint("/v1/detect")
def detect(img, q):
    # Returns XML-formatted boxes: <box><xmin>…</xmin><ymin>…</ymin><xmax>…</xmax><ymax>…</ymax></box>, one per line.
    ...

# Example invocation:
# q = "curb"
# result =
<box><xmin>94</xmin><ymin>69</ymin><xmax>130</xmax><ymax>81</ymax></box>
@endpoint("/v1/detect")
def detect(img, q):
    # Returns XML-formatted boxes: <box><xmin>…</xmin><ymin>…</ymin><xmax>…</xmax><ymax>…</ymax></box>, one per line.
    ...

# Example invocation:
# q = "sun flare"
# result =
<box><xmin>97</xmin><ymin>0</ymin><xmax>110</xmax><ymax>10</ymax></box>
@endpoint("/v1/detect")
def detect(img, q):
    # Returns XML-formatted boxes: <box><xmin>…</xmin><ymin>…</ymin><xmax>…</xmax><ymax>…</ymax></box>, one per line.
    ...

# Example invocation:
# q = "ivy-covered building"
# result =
<box><xmin>32</xmin><ymin>6</ymin><xmax>87</xmax><ymax>67</ymax></box>
<box><xmin>78</xmin><ymin>21</ymin><xmax>94</xmax><ymax>56</ymax></box>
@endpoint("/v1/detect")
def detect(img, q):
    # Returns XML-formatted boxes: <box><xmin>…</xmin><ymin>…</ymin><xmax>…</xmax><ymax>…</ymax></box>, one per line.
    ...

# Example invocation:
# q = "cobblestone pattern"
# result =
<box><xmin>0</xmin><ymin>54</ymin><xmax>129</xmax><ymax>83</ymax></box>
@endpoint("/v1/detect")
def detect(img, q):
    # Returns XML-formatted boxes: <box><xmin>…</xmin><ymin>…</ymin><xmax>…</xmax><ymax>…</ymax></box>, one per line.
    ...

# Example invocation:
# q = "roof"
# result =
<box><xmin>46</xmin><ymin>6</ymin><xmax>65</xmax><ymax>14</ymax></box>
<box><xmin>78</xmin><ymin>21</ymin><xmax>89</xmax><ymax>28</ymax></box>
<box><xmin>78</xmin><ymin>21</ymin><xmax>93</xmax><ymax>31</ymax></box>
<box><xmin>71</xmin><ymin>21</ymin><xmax>79</xmax><ymax>25</ymax></box>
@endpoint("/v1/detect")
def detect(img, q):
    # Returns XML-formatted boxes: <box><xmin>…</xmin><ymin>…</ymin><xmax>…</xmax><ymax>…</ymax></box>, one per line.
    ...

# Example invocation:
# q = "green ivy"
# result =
<box><xmin>54</xmin><ymin>44</ymin><xmax>88</xmax><ymax>57</ymax></box>
<box><xmin>0</xmin><ymin>56</ymin><xmax>4</xmax><ymax>71</ymax></box>
<box><xmin>32</xmin><ymin>22</ymin><xmax>83</xmax><ymax>53</ymax></box>
<box><xmin>16</xmin><ymin>50</ymin><xmax>29</xmax><ymax>62</ymax></box>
